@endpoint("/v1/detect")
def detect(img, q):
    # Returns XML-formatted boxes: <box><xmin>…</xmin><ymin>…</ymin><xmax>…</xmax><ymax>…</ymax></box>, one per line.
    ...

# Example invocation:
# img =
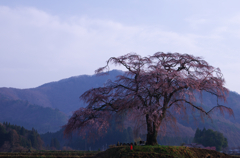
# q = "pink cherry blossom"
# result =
<box><xmin>63</xmin><ymin>52</ymin><xmax>233</xmax><ymax>145</ymax></box>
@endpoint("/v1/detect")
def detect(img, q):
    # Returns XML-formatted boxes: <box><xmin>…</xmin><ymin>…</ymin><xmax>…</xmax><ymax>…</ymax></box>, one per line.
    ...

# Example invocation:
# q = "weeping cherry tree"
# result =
<box><xmin>63</xmin><ymin>52</ymin><xmax>233</xmax><ymax>145</ymax></box>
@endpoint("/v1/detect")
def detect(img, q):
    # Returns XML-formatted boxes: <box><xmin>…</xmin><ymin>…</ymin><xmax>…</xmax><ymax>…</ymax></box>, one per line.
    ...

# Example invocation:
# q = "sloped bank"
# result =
<box><xmin>93</xmin><ymin>145</ymin><xmax>236</xmax><ymax>158</ymax></box>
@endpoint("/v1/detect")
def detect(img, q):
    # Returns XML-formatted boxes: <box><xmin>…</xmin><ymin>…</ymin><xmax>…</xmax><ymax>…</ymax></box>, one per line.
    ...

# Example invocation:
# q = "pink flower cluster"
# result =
<box><xmin>204</xmin><ymin>146</ymin><xmax>216</xmax><ymax>150</ymax></box>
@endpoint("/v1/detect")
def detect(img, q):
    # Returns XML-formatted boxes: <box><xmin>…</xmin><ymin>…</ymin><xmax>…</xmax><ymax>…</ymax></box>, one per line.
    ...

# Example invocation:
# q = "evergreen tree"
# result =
<box><xmin>20</xmin><ymin>127</ymin><xmax>25</xmax><ymax>136</ymax></box>
<box><xmin>0</xmin><ymin>124</ymin><xmax>6</xmax><ymax>135</ymax></box>
<box><xmin>50</xmin><ymin>138</ymin><xmax>60</xmax><ymax>150</ymax></box>
<box><xmin>193</xmin><ymin>128</ymin><xmax>201</xmax><ymax>143</ymax></box>
<box><xmin>28</xmin><ymin>132</ymin><xmax>38</xmax><ymax>148</ymax></box>
<box><xmin>0</xmin><ymin>124</ymin><xmax>6</xmax><ymax>147</ymax></box>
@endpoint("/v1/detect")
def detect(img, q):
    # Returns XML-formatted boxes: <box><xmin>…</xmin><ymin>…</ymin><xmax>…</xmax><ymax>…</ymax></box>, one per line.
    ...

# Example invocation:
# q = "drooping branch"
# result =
<box><xmin>64</xmin><ymin>52</ymin><xmax>233</xmax><ymax>145</ymax></box>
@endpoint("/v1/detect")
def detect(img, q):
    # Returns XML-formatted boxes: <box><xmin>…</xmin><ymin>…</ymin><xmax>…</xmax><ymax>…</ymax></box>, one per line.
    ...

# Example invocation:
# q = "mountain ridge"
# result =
<box><xmin>0</xmin><ymin>98</ymin><xmax>68</xmax><ymax>134</ymax></box>
<box><xmin>0</xmin><ymin>69</ymin><xmax>124</xmax><ymax>114</ymax></box>
<box><xmin>1</xmin><ymin>69</ymin><xmax>240</xmax><ymax>147</ymax></box>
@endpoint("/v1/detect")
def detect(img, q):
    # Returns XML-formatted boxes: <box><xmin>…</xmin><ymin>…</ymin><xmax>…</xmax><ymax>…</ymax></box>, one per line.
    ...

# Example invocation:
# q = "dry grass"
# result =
<box><xmin>0</xmin><ymin>146</ymin><xmax>237</xmax><ymax>158</ymax></box>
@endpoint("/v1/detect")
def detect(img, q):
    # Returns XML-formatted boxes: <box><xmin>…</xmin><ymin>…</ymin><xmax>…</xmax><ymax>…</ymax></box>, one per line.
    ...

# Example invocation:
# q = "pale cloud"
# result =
<box><xmin>185</xmin><ymin>18</ymin><xmax>208</xmax><ymax>30</ymax></box>
<box><xmin>0</xmin><ymin>5</ymin><xmax>240</xmax><ymax>94</ymax></box>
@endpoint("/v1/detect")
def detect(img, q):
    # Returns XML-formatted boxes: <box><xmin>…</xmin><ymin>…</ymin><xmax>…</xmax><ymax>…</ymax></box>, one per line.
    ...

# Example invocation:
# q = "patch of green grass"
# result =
<box><xmin>101</xmin><ymin>145</ymin><xmax>199</xmax><ymax>158</ymax></box>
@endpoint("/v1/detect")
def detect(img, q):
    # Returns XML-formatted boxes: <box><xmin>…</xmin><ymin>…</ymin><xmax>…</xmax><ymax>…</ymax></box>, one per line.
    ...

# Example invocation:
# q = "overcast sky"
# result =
<box><xmin>1</xmin><ymin>0</ymin><xmax>240</xmax><ymax>94</ymax></box>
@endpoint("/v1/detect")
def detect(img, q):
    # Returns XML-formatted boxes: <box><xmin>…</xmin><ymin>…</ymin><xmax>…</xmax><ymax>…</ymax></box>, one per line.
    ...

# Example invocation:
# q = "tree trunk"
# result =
<box><xmin>145</xmin><ymin>114</ymin><xmax>159</xmax><ymax>146</ymax></box>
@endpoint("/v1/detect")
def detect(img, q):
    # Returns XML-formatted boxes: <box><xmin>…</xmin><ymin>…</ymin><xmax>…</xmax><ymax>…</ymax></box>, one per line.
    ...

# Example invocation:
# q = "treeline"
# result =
<box><xmin>158</xmin><ymin>136</ymin><xmax>193</xmax><ymax>146</ymax></box>
<box><xmin>0</xmin><ymin>122</ymin><xmax>43</xmax><ymax>152</ymax></box>
<box><xmin>41</xmin><ymin>121</ymin><xmax>134</xmax><ymax>151</ymax></box>
<box><xmin>137</xmin><ymin>133</ymin><xmax>193</xmax><ymax>146</ymax></box>
<box><xmin>193</xmin><ymin>128</ymin><xmax>228</xmax><ymax>151</ymax></box>
<box><xmin>41</xmin><ymin>120</ymin><xmax>194</xmax><ymax>151</ymax></box>
<box><xmin>1</xmin><ymin>121</ymin><xmax>227</xmax><ymax>152</ymax></box>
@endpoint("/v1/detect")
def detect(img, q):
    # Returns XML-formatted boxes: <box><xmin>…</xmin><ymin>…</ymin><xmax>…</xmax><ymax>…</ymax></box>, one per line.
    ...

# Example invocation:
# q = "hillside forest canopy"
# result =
<box><xmin>64</xmin><ymin>52</ymin><xmax>234</xmax><ymax>145</ymax></box>
<box><xmin>0</xmin><ymin>122</ymin><xmax>43</xmax><ymax>152</ymax></box>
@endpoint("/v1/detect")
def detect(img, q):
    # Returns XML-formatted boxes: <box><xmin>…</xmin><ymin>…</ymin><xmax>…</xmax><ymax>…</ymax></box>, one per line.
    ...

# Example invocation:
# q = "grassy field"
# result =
<box><xmin>0</xmin><ymin>150</ymin><xmax>100</xmax><ymax>158</ymax></box>
<box><xmin>0</xmin><ymin>146</ymin><xmax>239</xmax><ymax>158</ymax></box>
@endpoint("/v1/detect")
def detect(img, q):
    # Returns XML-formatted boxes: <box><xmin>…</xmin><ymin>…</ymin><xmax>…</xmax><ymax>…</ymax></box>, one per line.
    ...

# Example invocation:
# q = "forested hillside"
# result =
<box><xmin>0</xmin><ymin>122</ymin><xmax>43</xmax><ymax>152</ymax></box>
<box><xmin>0</xmin><ymin>99</ymin><xmax>68</xmax><ymax>133</ymax></box>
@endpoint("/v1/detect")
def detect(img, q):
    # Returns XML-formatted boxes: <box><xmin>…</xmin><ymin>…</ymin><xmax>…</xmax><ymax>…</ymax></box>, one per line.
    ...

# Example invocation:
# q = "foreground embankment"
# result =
<box><xmin>94</xmin><ymin>145</ymin><xmax>238</xmax><ymax>158</ymax></box>
<box><xmin>0</xmin><ymin>146</ymin><xmax>238</xmax><ymax>158</ymax></box>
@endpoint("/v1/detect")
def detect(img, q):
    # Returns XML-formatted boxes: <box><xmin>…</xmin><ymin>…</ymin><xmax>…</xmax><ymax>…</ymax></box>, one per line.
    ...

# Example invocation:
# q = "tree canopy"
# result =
<box><xmin>194</xmin><ymin>128</ymin><xmax>228</xmax><ymax>151</ymax></box>
<box><xmin>64</xmin><ymin>52</ymin><xmax>233</xmax><ymax>145</ymax></box>
<box><xmin>0</xmin><ymin>122</ymin><xmax>43</xmax><ymax>152</ymax></box>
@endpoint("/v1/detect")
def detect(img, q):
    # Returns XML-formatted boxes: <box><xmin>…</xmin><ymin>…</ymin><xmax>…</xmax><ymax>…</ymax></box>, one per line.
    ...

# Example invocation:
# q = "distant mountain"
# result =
<box><xmin>0</xmin><ymin>69</ymin><xmax>124</xmax><ymax>115</ymax></box>
<box><xmin>1</xmin><ymin>69</ymin><xmax>240</xmax><ymax>147</ymax></box>
<box><xmin>0</xmin><ymin>99</ymin><xmax>68</xmax><ymax>134</ymax></box>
